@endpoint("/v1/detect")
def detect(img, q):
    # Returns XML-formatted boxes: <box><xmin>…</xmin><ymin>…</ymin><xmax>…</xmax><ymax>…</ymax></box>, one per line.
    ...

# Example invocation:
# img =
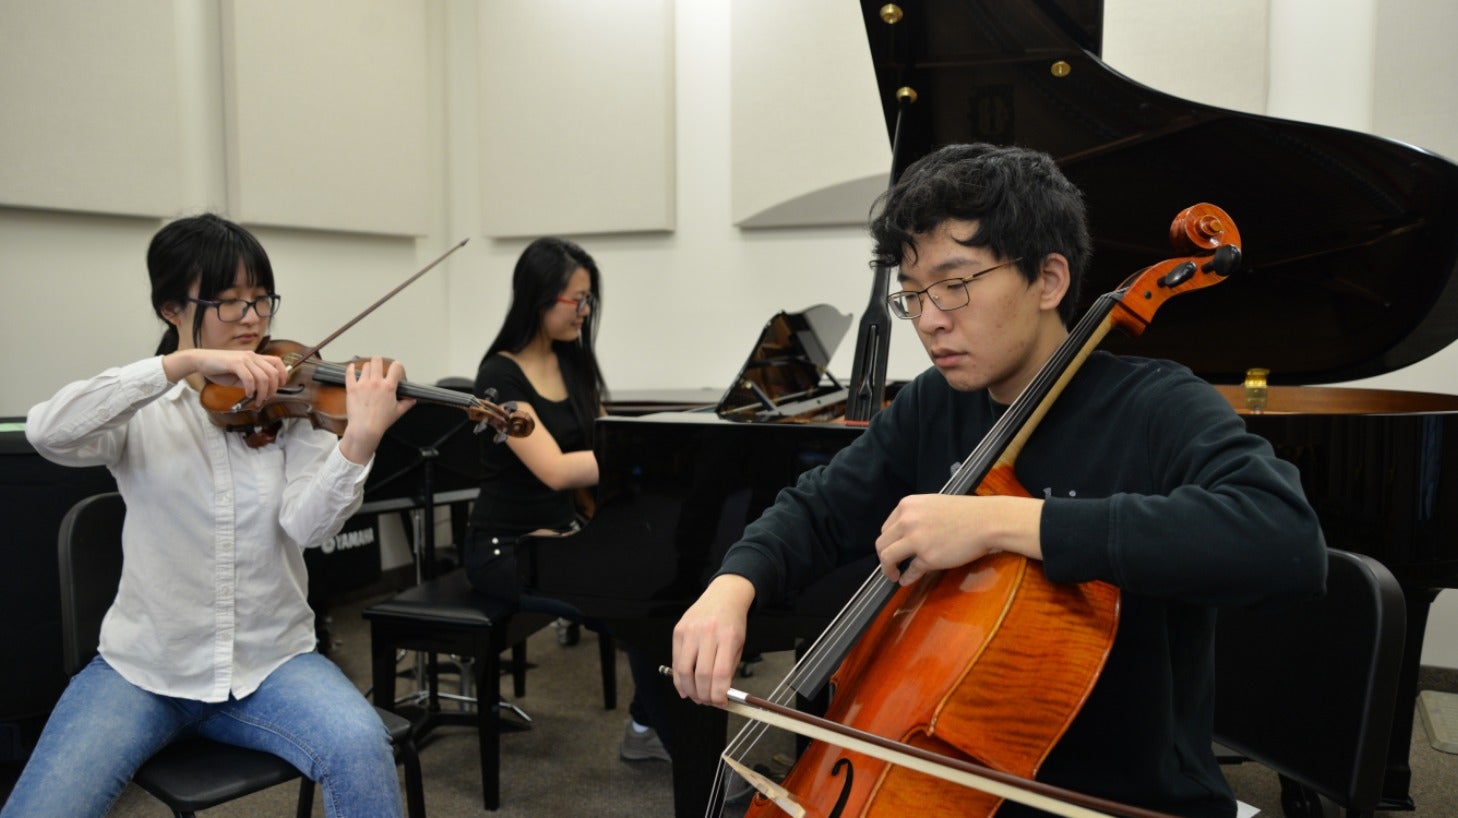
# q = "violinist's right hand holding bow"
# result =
<box><xmin>163</xmin><ymin>347</ymin><xmax>289</xmax><ymax>406</ymax></box>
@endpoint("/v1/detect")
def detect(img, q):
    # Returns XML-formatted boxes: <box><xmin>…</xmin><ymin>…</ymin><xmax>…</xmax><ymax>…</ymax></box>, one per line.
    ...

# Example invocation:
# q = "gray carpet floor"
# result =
<box><xmin>56</xmin><ymin>592</ymin><xmax>1458</xmax><ymax>816</ymax></box>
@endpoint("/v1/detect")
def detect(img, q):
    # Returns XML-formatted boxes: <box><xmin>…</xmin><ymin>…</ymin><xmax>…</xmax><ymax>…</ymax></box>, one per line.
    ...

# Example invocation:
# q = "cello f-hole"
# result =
<box><xmin>827</xmin><ymin>757</ymin><xmax>855</xmax><ymax>818</ymax></box>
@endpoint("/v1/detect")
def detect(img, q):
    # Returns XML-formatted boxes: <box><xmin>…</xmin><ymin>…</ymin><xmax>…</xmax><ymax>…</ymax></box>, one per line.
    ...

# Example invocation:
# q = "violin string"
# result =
<box><xmin>309</xmin><ymin>361</ymin><xmax>480</xmax><ymax>408</ymax></box>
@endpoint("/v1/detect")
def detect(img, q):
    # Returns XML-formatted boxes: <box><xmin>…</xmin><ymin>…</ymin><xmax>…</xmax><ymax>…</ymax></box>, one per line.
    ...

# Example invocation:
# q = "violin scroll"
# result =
<box><xmin>466</xmin><ymin>397</ymin><xmax>535</xmax><ymax>442</ymax></box>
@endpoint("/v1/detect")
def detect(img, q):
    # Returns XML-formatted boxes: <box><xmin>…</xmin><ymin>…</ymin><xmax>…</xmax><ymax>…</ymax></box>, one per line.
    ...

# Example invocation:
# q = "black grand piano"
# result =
<box><xmin>521</xmin><ymin>2</ymin><xmax>1458</xmax><ymax>816</ymax></box>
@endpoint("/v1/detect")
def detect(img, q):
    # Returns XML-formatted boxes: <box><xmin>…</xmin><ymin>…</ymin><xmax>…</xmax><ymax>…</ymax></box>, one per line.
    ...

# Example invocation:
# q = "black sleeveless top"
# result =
<box><xmin>468</xmin><ymin>354</ymin><xmax>589</xmax><ymax>538</ymax></box>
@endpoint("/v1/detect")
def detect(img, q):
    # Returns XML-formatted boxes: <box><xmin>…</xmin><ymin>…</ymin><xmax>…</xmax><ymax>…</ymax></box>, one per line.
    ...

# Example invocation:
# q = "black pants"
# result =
<box><xmin>463</xmin><ymin>528</ymin><xmax>667</xmax><ymax>747</ymax></box>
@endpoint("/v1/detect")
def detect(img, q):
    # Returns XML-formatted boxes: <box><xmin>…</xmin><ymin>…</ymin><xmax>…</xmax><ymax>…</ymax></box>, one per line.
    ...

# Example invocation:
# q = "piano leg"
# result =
<box><xmin>1382</xmin><ymin>585</ymin><xmax>1440</xmax><ymax>812</ymax></box>
<box><xmin>670</xmin><ymin>691</ymin><xmax>727</xmax><ymax>818</ymax></box>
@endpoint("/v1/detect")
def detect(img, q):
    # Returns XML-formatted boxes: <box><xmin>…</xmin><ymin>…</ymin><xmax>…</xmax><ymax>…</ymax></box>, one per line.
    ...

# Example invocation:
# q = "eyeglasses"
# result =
<box><xmin>885</xmin><ymin>258</ymin><xmax>1022</xmax><ymax>319</ymax></box>
<box><xmin>185</xmin><ymin>294</ymin><xmax>281</xmax><ymax>323</ymax></box>
<box><xmin>555</xmin><ymin>292</ymin><xmax>596</xmax><ymax>315</ymax></box>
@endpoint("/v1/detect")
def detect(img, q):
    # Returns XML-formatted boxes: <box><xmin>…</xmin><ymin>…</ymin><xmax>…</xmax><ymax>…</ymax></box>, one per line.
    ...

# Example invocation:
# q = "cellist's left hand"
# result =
<box><xmin>875</xmin><ymin>494</ymin><xmax>1045</xmax><ymax>586</ymax></box>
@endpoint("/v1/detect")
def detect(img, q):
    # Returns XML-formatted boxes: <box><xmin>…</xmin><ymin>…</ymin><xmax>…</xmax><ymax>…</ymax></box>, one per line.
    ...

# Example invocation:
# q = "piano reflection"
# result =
<box><xmin>523</xmin><ymin>2</ymin><xmax>1458</xmax><ymax>816</ymax></box>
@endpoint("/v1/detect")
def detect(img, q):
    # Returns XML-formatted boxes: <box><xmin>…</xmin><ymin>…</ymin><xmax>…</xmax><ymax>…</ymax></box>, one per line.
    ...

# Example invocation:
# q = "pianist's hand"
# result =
<box><xmin>672</xmin><ymin>574</ymin><xmax>756</xmax><ymax>707</ymax></box>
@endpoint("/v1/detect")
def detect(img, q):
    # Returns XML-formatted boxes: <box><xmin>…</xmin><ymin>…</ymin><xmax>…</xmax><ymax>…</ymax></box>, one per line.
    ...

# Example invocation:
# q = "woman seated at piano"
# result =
<box><xmin>9</xmin><ymin>213</ymin><xmax>413</xmax><ymax>817</ymax></box>
<box><xmin>465</xmin><ymin>236</ymin><xmax>671</xmax><ymax>763</ymax></box>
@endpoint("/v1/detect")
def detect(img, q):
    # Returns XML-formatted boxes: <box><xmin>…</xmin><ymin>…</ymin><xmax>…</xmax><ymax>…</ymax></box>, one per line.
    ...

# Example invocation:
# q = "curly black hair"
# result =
<box><xmin>869</xmin><ymin>143</ymin><xmax>1091</xmax><ymax>327</ymax></box>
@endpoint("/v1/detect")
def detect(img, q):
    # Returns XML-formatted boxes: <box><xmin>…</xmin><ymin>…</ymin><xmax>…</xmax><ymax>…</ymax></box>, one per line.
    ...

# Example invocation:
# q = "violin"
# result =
<box><xmin>720</xmin><ymin>204</ymin><xmax>1243</xmax><ymax>818</ymax></box>
<box><xmin>194</xmin><ymin>238</ymin><xmax>533</xmax><ymax>448</ymax></box>
<box><xmin>199</xmin><ymin>337</ymin><xmax>534</xmax><ymax>448</ymax></box>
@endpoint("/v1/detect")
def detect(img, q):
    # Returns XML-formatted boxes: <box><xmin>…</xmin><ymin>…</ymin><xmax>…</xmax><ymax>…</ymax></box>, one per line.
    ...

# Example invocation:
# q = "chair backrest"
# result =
<box><xmin>57</xmin><ymin>492</ymin><xmax>126</xmax><ymax>677</ymax></box>
<box><xmin>1213</xmin><ymin>547</ymin><xmax>1406</xmax><ymax>810</ymax></box>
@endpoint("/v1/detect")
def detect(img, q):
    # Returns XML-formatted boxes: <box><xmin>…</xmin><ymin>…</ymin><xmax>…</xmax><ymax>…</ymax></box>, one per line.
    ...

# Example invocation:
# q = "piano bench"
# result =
<box><xmin>362</xmin><ymin>568</ymin><xmax>616</xmax><ymax>811</ymax></box>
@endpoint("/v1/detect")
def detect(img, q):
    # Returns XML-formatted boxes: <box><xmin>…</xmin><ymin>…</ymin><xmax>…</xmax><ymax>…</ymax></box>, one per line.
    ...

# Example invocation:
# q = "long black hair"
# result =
<box><xmin>869</xmin><ymin>143</ymin><xmax>1091</xmax><ymax>327</ymax></box>
<box><xmin>480</xmin><ymin>237</ymin><xmax>607</xmax><ymax>438</ymax></box>
<box><xmin>148</xmin><ymin>213</ymin><xmax>275</xmax><ymax>354</ymax></box>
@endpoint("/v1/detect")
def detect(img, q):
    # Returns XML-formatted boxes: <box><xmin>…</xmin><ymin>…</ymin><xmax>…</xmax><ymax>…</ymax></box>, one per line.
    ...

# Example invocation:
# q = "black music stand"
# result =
<box><xmin>363</xmin><ymin>399</ymin><xmax>484</xmax><ymax>580</ymax></box>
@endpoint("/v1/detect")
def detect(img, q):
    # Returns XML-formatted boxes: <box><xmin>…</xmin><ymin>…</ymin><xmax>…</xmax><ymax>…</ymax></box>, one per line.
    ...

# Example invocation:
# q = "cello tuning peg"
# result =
<box><xmin>1202</xmin><ymin>244</ymin><xmax>1242</xmax><ymax>277</ymax></box>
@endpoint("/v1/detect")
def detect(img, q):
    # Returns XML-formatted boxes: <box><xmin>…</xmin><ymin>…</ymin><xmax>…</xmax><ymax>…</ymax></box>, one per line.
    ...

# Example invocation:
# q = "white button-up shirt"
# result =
<box><xmin>27</xmin><ymin>357</ymin><xmax>369</xmax><ymax>701</ymax></box>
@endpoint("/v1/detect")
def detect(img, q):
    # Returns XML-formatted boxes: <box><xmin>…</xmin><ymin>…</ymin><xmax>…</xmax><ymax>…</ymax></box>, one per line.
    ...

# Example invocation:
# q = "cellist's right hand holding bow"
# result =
<box><xmin>672</xmin><ymin>573</ymin><xmax>756</xmax><ymax>706</ymax></box>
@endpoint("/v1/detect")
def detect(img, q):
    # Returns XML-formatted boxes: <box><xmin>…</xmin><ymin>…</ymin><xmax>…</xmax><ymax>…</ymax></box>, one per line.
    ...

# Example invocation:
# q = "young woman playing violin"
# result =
<box><xmin>8</xmin><ymin>213</ymin><xmax>414</xmax><ymax>817</ymax></box>
<box><xmin>672</xmin><ymin>145</ymin><xmax>1328</xmax><ymax>817</ymax></box>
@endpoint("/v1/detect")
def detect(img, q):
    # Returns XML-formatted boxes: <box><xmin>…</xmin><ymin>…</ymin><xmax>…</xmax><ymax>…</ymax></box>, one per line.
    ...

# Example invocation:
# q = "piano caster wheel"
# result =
<box><xmin>737</xmin><ymin>653</ymin><xmax>763</xmax><ymax>678</ymax></box>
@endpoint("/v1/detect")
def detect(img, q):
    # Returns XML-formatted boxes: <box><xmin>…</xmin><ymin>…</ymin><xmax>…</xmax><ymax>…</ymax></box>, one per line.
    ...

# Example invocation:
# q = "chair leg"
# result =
<box><xmin>479</xmin><ymin>633</ymin><xmax>501</xmax><ymax>811</ymax></box>
<box><xmin>372</xmin><ymin>628</ymin><xmax>400</xmax><ymax>711</ymax></box>
<box><xmin>400</xmin><ymin>736</ymin><xmax>427</xmax><ymax>818</ymax></box>
<box><xmin>511</xmin><ymin>641</ymin><xmax>528</xmax><ymax>698</ymax></box>
<box><xmin>598</xmin><ymin>632</ymin><xmax>617</xmax><ymax>710</ymax></box>
<box><xmin>296</xmin><ymin>778</ymin><xmax>316</xmax><ymax>818</ymax></box>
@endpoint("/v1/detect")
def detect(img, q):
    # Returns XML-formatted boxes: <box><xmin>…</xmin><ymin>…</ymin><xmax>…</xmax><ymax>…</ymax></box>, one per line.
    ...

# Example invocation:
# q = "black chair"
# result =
<box><xmin>363</xmin><ymin>566</ymin><xmax>617</xmax><ymax>811</ymax></box>
<box><xmin>1214</xmin><ymin>548</ymin><xmax>1406</xmax><ymax>818</ymax></box>
<box><xmin>57</xmin><ymin>492</ymin><xmax>426</xmax><ymax>818</ymax></box>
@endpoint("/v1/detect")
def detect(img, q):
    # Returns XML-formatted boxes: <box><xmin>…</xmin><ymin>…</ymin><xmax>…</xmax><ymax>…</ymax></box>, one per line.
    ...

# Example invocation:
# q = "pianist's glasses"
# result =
<box><xmin>885</xmin><ymin>258</ymin><xmax>1023</xmax><ymax>319</ymax></box>
<box><xmin>555</xmin><ymin>292</ymin><xmax>596</xmax><ymax>315</ymax></box>
<box><xmin>184</xmin><ymin>294</ymin><xmax>281</xmax><ymax>323</ymax></box>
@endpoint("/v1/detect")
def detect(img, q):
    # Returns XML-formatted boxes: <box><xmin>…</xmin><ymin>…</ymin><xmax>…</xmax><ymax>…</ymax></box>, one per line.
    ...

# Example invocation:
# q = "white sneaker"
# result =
<box><xmin>619</xmin><ymin>721</ymin><xmax>671</xmax><ymax>762</ymax></box>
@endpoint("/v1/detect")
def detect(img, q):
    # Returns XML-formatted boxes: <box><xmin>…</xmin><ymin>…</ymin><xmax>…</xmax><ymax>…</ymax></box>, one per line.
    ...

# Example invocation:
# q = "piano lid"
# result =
<box><xmin>716</xmin><ymin>303</ymin><xmax>853</xmax><ymax>421</ymax></box>
<box><xmin>861</xmin><ymin>0</ymin><xmax>1458</xmax><ymax>386</ymax></box>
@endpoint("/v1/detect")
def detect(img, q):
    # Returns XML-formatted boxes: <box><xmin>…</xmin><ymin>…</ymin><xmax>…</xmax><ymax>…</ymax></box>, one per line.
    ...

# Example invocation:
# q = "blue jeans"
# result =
<box><xmin>2</xmin><ymin>653</ymin><xmax>402</xmax><ymax>818</ymax></box>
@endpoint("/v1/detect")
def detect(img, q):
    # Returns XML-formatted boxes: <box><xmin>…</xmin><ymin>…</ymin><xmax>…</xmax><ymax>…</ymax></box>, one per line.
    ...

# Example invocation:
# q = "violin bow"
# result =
<box><xmin>289</xmin><ymin>238</ymin><xmax>470</xmax><ymax>372</ymax></box>
<box><xmin>694</xmin><ymin>676</ymin><xmax>1181</xmax><ymax>818</ymax></box>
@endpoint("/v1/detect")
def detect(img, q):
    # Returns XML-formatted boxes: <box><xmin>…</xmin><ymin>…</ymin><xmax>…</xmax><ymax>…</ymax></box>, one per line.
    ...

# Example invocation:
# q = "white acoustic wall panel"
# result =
<box><xmin>730</xmin><ymin>0</ymin><xmax>890</xmax><ymax>228</ymax></box>
<box><xmin>221</xmin><ymin>0</ymin><xmax>431</xmax><ymax>236</ymax></box>
<box><xmin>1103</xmin><ymin>0</ymin><xmax>1270</xmax><ymax>117</ymax></box>
<box><xmin>478</xmin><ymin>0</ymin><xmax>675</xmax><ymax>237</ymax></box>
<box><xmin>1373</xmin><ymin>0</ymin><xmax>1458</xmax><ymax>161</ymax></box>
<box><xmin>0</xmin><ymin>0</ymin><xmax>182</xmax><ymax>216</ymax></box>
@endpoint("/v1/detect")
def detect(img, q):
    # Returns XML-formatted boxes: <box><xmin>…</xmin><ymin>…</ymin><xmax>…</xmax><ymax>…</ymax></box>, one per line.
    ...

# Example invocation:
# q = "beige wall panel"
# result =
<box><xmin>730</xmin><ymin>0</ymin><xmax>889</xmax><ymax>227</ymax></box>
<box><xmin>477</xmin><ymin>0</ymin><xmax>674</xmax><ymax>237</ymax></box>
<box><xmin>0</xmin><ymin>1</ymin><xmax>182</xmax><ymax>216</ymax></box>
<box><xmin>221</xmin><ymin>0</ymin><xmax>431</xmax><ymax>236</ymax></box>
<box><xmin>1373</xmin><ymin>0</ymin><xmax>1458</xmax><ymax>161</ymax></box>
<box><xmin>1102</xmin><ymin>0</ymin><xmax>1270</xmax><ymax>116</ymax></box>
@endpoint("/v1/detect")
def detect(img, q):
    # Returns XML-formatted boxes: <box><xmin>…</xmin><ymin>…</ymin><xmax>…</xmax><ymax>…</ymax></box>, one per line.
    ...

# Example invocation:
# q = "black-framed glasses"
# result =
<box><xmin>185</xmin><ymin>294</ymin><xmax>281</xmax><ymax>323</ymax></box>
<box><xmin>885</xmin><ymin>258</ymin><xmax>1022</xmax><ymax>319</ymax></box>
<box><xmin>555</xmin><ymin>292</ymin><xmax>596</xmax><ymax>315</ymax></box>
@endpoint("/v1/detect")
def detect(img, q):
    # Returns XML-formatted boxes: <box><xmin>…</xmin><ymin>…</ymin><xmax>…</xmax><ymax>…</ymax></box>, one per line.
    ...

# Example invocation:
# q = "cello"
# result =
<box><xmin>717</xmin><ymin>203</ymin><xmax>1243</xmax><ymax>818</ymax></box>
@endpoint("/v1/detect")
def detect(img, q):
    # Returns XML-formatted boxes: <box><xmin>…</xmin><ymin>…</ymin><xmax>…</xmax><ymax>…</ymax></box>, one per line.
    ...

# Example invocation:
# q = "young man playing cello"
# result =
<box><xmin>670</xmin><ymin>143</ymin><xmax>1326</xmax><ymax>817</ymax></box>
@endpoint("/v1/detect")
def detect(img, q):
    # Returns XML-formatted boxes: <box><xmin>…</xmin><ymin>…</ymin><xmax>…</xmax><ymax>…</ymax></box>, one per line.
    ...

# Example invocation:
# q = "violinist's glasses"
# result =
<box><xmin>885</xmin><ymin>258</ymin><xmax>1023</xmax><ymax>319</ymax></box>
<box><xmin>555</xmin><ymin>292</ymin><xmax>596</xmax><ymax>315</ymax></box>
<box><xmin>185</xmin><ymin>294</ymin><xmax>281</xmax><ymax>323</ymax></box>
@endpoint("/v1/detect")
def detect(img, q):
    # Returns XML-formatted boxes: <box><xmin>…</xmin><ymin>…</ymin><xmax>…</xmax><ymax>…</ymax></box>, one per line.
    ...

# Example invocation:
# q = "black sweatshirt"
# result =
<box><xmin>718</xmin><ymin>351</ymin><xmax>1327</xmax><ymax>817</ymax></box>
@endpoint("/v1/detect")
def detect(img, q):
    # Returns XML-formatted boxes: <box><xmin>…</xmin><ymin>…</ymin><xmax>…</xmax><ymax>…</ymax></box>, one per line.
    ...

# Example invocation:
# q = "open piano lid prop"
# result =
<box><xmin>716</xmin><ymin>304</ymin><xmax>853</xmax><ymax>422</ymax></box>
